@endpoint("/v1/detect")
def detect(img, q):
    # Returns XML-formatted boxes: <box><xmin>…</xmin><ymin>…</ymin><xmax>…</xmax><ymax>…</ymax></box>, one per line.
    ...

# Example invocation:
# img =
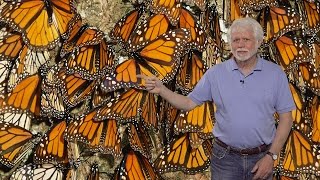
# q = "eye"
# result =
<box><xmin>233</xmin><ymin>39</ymin><xmax>240</xmax><ymax>43</ymax></box>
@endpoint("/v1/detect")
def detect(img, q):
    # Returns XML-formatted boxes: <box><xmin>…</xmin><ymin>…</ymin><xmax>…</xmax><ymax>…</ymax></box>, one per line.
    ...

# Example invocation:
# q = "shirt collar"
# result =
<box><xmin>229</xmin><ymin>56</ymin><xmax>263</xmax><ymax>71</ymax></box>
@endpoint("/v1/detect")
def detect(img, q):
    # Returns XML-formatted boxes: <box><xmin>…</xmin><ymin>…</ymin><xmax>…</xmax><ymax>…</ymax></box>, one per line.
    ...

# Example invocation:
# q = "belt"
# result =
<box><xmin>214</xmin><ymin>138</ymin><xmax>270</xmax><ymax>155</ymax></box>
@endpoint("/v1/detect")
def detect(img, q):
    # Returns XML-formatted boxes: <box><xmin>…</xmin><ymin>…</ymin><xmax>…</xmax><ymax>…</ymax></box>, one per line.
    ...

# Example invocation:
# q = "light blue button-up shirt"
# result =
<box><xmin>188</xmin><ymin>57</ymin><xmax>295</xmax><ymax>148</ymax></box>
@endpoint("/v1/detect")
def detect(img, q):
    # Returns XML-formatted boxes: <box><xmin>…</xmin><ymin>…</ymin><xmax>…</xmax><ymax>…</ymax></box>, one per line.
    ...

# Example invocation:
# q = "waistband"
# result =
<box><xmin>214</xmin><ymin>138</ymin><xmax>270</xmax><ymax>155</ymax></box>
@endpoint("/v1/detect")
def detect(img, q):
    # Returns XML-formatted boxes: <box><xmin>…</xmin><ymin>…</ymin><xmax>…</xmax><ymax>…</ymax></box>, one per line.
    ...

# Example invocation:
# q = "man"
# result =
<box><xmin>138</xmin><ymin>17</ymin><xmax>295</xmax><ymax>180</ymax></box>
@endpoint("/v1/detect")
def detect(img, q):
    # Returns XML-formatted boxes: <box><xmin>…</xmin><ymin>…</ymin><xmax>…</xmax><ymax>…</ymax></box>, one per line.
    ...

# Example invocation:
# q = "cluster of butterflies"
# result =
<box><xmin>0</xmin><ymin>0</ymin><xmax>319</xmax><ymax>179</ymax></box>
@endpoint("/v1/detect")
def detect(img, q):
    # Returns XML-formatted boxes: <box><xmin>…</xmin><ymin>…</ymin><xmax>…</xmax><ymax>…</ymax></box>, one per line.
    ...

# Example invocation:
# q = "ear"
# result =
<box><xmin>257</xmin><ymin>39</ymin><xmax>263</xmax><ymax>47</ymax></box>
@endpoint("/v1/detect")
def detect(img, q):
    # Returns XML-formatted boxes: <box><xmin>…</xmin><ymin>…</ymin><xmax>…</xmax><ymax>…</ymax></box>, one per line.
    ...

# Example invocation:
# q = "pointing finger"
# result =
<box><xmin>136</xmin><ymin>74</ymin><xmax>148</xmax><ymax>80</ymax></box>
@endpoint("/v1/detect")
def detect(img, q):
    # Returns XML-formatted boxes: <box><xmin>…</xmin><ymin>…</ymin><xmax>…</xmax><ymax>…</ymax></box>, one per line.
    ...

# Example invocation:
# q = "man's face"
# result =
<box><xmin>230</xmin><ymin>27</ymin><xmax>260</xmax><ymax>62</ymax></box>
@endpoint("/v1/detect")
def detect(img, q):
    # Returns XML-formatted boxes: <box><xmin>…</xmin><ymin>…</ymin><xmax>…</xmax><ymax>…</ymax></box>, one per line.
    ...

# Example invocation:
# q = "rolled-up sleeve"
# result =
<box><xmin>187</xmin><ymin>70</ymin><xmax>213</xmax><ymax>105</ymax></box>
<box><xmin>275</xmin><ymin>71</ymin><xmax>296</xmax><ymax>114</ymax></box>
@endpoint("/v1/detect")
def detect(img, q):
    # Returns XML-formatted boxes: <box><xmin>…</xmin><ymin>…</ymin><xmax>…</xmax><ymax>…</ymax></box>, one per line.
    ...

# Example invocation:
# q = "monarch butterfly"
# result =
<box><xmin>0</xmin><ymin>27</ymin><xmax>51</xmax><ymax>76</ymax></box>
<box><xmin>288</xmin><ymin>83</ymin><xmax>311</xmax><ymax>134</ymax></box>
<box><xmin>189</xmin><ymin>132</ymin><xmax>208</xmax><ymax>149</ymax></box>
<box><xmin>149</xmin><ymin>0</ymin><xmax>182</xmax><ymax>26</ymax></box>
<box><xmin>60</xmin><ymin>14</ymin><xmax>105</xmax><ymax>58</ymax></box>
<box><xmin>294</xmin><ymin>62</ymin><xmax>320</xmax><ymax>96</ymax></box>
<box><xmin>91</xmin><ymin>86</ymin><xmax>114</xmax><ymax>108</ymax></box>
<box><xmin>0</xmin><ymin>59</ymin><xmax>11</xmax><ymax>102</ymax></box>
<box><xmin>174</xmin><ymin>101</ymin><xmax>213</xmax><ymax>134</ymax></box>
<box><xmin>154</xmin><ymin>133</ymin><xmax>212</xmax><ymax>174</ymax></box>
<box><xmin>34</xmin><ymin>120</ymin><xmax>69</xmax><ymax>165</ymax></box>
<box><xmin>176</xmin><ymin>50</ymin><xmax>208</xmax><ymax>94</ymax></box>
<box><xmin>127</xmin><ymin>122</ymin><xmax>153</xmax><ymax>159</ymax></box>
<box><xmin>95</xmin><ymin>88</ymin><xmax>158</xmax><ymax>129</ymax></box>
<box><xmin>0</xmin><ymin>122</ymin><xmax>41</xmax><ymax>168</ymax></box>
<box><xmin>203</xmin><ymin>36</ymin><xmax>223</xmax><ymax>68</ymax></box>
<box><xmin>42</xmin><ymin>64</ymin><xmax>63</xmax><ymax>91</ymax></box>
<box><xmin>158</xmin><ymin>97</ymin><xmax>180</xmax><ymax>144</ymax></box>
<box><xmin>101</xmin><ymin>28</ymin><xmax>191</xmax><ymax>92</ymax></box>
<box><xmin>1</xmin><ymin>73</ymin><xmax>42</xmax><ymax>117</ymax></box>
<box><xmin>224</xmin><ymin>0</ymin><xmax>244</xmax><ymax>24</ymax></box>
<box><xmin>10</xmin><ymin>163</ymin><xmax>65</xmax><ymax>180</ymax></box>
<box><xmin>0</xmin><ymin>74</ymin><xmax>41</xmax><ymax>129</ymax></box>
<box><xmin>258</xmin><ymin>6</ymin><xmax>303</xmax><ymax>42</ymax></box>
<box><xmin>0</xmin><ymin>27</ymin><xmax>24</xmax><ymax>61</ymax></box>
<box><xmin>311</xmin><ymin>38</ymin><xmax>320</xmax><ymax>72</ymax></box>
<box><xmin>0</xmin><ymin>0</ymin><xmax>76</xmax><ymax>50</ymax></box>
<box><xmin>41</xmin><ymin>90</ymin><xmax>66</xmax><ymax>119</ymax></box>
<box><xmin>270</xmin><ymin>34</ymin><xmax>312</xmax><ymax>72</ymax></box>
<box><xmin>95</xmin><ymin>89</ymin><xmax>144</xmax><ymax>122</ymax></box>
<box><xmin>62</xmin><ymin>37</ymin><xmax>116</xmax><ymax>80</ymax></box>
<box><xmin>184</xmin><ymin>0</ymin><xmax>206</xmax><ymax>11</ymax></box>
<box><xmin>109</xmin><ymin>7</ymin><xmax>144</xmax><ymax>46</ymax></box>
<box><xmin>40</xmin><ymin>64</ymin><xmax>67</xmax><ymax>118</ymax></box>
<box><xmin>113</xmin><ymin>145</ymin><xmax>163</xmax><ymax>180</ymax></box>
<box><xmin>309</xmin><ymin>95</ymin><xmax>319</xmax><ymax>143</ymax></box>
<box><xmin>65</xmin><ymin>110</ymin><xmax>121</xmax><ymax>156</ymax></box>
<box><xmin>238</xmin><ymin>0</ymin><xmax>278</xmax><ymax>14</ymax></box>
<box><xmin>279</xmin><ymin>129</ymin><xmax>320</xmax><ymax>176</ymax></box>
<box><xmin>128</xmin><ymin>14</ymin><xmax>170</xmax><ymax>52</ymax></box>
<box><xmin>179</xmin><ymin>7</ymin><xmax>207</xmax><ymax>51</ymax></box>
<box><xmin>298</xmin><ymin>0</ymin><xmax>320</xmax><ymax>35</ymax></box>
<box><xmin>200</xmin><ymin>4</ymin><xmax>222</xmax><ymax>60</ymax></box>
<box><xmin>58</xmin><ymin>68</ymin><xmax>97</xmax><ymax>107</ymax></box>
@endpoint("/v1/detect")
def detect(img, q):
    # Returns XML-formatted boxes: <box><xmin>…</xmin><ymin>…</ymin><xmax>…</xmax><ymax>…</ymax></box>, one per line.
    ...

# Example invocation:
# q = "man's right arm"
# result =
<box><xmin>137</xmin><ymin>74</ymin><xmax>198</xmax><ymax>111</ymax></box>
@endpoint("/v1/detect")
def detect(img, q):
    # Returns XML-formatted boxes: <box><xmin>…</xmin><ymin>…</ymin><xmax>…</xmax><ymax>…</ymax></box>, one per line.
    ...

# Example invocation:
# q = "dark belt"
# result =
<box><xmin>214</xmin><ymin>138</ymin><xmax>270</xmax><ymax>155</ymax></box>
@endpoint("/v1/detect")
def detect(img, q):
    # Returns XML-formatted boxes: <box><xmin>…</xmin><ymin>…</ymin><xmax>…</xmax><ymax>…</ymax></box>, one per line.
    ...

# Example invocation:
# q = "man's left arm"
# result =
<box><xmin>268</xmin><ymin>112</ymin><xmax>293</xmax><ymax>154</ymax></box>
<box><xmin>251</xmin><ymin>111</ymin><xmax>293</xmax><ymax>180</ymax></box>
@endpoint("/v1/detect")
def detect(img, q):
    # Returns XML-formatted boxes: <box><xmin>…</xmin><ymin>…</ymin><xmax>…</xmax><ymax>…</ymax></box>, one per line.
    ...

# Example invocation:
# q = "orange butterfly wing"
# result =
<box><xmin>300</xmin><ymin>0</ymin><xmax>320</xmax><ymax>35</ymax></box>
<box><xmin>114</xmin><ymin>147</ymin><xmax>162</xmax><ymax>180</ymax></box>
<box><xmin>239</xmin><ymin>0</ymin><xmax>278</xmax><ymax>13</ymax></box>
<box><xmin>34</xmin><ymin>120</ymin><xmax>69</xmax><ymax>164</ymax></box>
<box><xmin>259</xmin><ymin>6</ymin><xmax>303</xmax><ymax>42</ymax></box>
<box><xmin>272</xmin><ymin>35</ymin><xmax>312</xmax><ymax>72</ymax></box>
<box><xmin>294</xmin><ymin>62</ymin><xmax>320</xmax><ymax>96</ymax></box>
<box><xmin>150</xmin><ymin>0</ymin><xmax>181</xmax><ymax>26</ymax></box>
<box><xmin>66</xmin><ymin>110</ymin><xmax>121</xmax><ymax>156</ymax></box>
<box><xmin>0</xmin><ymin>122</ymin><xmax>35</xmax><ymax>167</ymax></box>
<box><xmin>280</xmin><ymin>129</ymin><xmax>320</xmax><ymax>176</ymax></box>
<box><xmin>310</xmin><ymin>96</ymin><xmax>320</xmax><ymax>143</ymax></box>
<box><xmin>174</xmin><ymin>102</ymin><xmax>212</xmax><ymax>134</ymax></box>
<box><xmin>0</xmin><ymin>0</ymin><xmax>76</xmax><ymax>50</ymax></box>
<box><xmin>102</xmin><ymin>28</ymin><xmax>190</xmax><ymax>92</ymax></box>
<box><xmin>0</xmin><ymin>30</ymin><xmax>24</xmax><ymax>61</ymax></box>
<box><xmin>179</xmin><ymin>7</ymin><xmax>207</xmax><ymax>51</ymax></box>
<box><xmin>96</xmin><ymin>88</ymin><xmax>143</xmax><ymax>122</ymax></box>
<box><xmin>176</xmin><ymin>50</ymin><xmax>208</xmax><ymax>94</ymax></box>
<box><xmin>58</xmin><ymin>68</ymin><xmax>96</xmax><ymax>107</ymax></box>
<box><xmin>5</xmin><ymin>74</ymin><xmax>41</xmax><ymax>116</ymax></box>
<box><xmin>110</xmin><ymin>8</ymin><xmax>143</xmax><ymax>45</ymax></box>
<box><xmin>128</xmin><ymin>14</ymin><xmax>170</xmax><ymax>52</ymax></box>
<box><xmin>154</xmin><ymin>134</ymin><xmax>211</xmax><ymax>174</ymax></box>
<box><xmin>127</xmin><ymin>123</ymin><xmax>153</xmax><ymax>159</ymax></box>
<box><xmin>139</xmin><ymin>28</ymin><xmax>190</xmax><ymax>81</ymax></box>
<box><xmin>60</xmin><ymin>14</ymin><xmax>105</xmax><ymax>57</ymax></box>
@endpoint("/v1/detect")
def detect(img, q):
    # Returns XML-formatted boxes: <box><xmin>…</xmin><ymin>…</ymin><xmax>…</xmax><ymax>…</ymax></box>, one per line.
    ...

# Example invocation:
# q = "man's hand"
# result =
<box><xmin>251</xmin><ymin>155</ymin><xmax>274</xmax><ymax>180</ymax></box>
<box><xmin>136</xmin><ymin>74</ymin><xmax>163</xmax><ymax>94</ymax></box>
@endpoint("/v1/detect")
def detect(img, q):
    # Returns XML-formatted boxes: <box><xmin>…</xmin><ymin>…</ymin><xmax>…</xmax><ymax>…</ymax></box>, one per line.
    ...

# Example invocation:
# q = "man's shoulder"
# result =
<box><xmin>209</xmin><ymin>59</ymin><xmax>230</xmax><ymax>70</ymax></box>
<box><xmin>261</xmin><ymin>58</ymin><xmax>283</xmax><ymax>73</ymax></box>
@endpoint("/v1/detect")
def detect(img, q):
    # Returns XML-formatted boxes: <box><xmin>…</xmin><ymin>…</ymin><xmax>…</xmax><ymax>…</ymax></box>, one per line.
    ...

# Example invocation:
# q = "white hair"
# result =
<box><xmin>227</xmin><ymin>17</ymin><xmax>264</xmax><ymax>43</ymax></box>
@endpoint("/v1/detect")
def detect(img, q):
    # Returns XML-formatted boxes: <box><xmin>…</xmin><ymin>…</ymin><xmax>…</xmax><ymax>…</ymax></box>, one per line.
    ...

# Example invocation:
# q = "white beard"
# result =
<box><xmin>232</xmin><ymin>45</ymin><xmax>259</xmax><ymax>62</ymax></box>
